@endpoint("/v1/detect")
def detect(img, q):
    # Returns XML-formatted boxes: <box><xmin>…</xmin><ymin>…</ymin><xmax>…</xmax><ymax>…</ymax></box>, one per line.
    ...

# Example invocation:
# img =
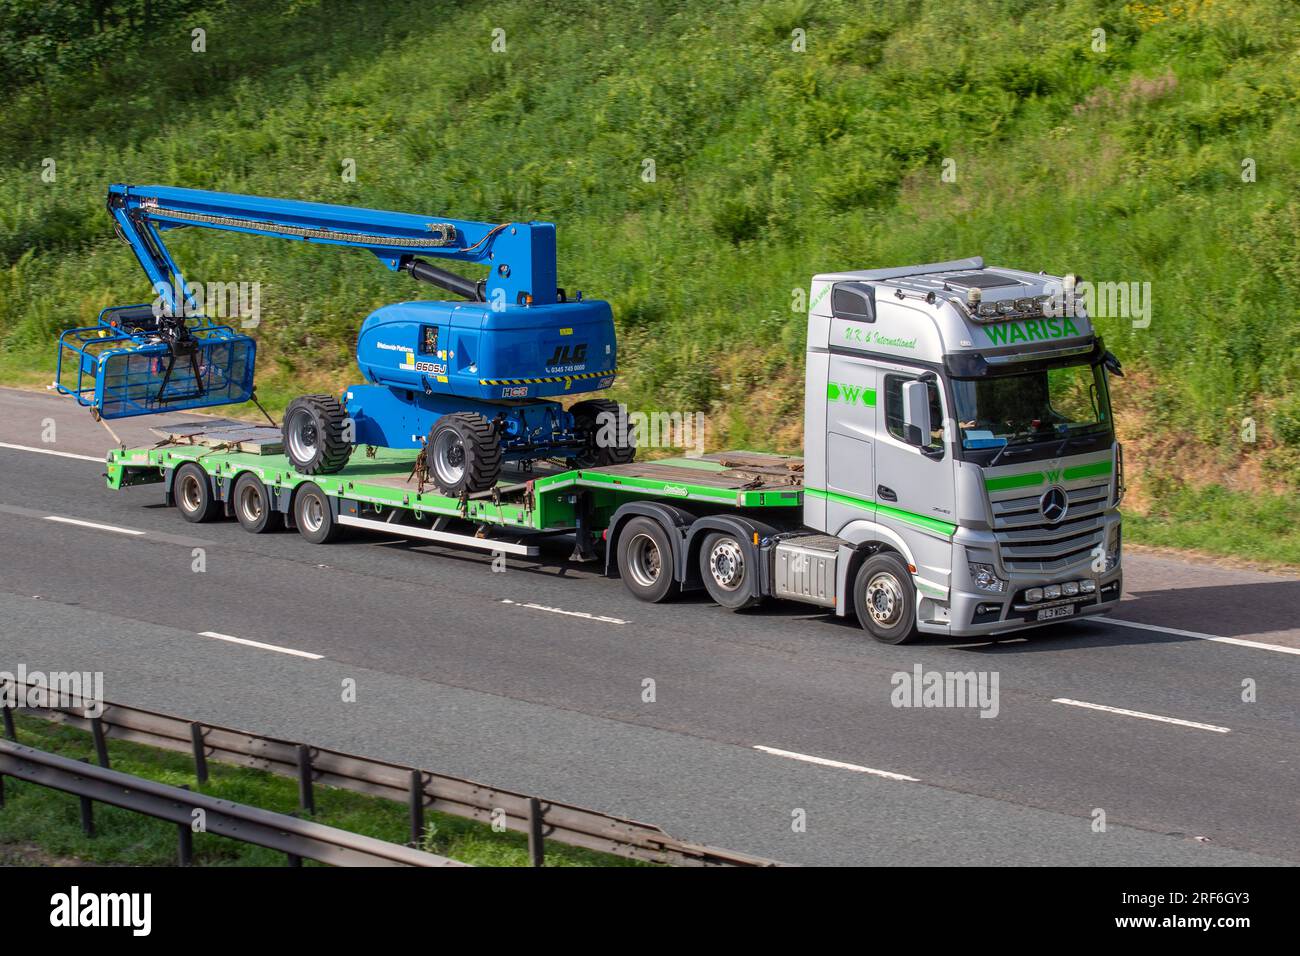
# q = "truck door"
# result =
<box><xmin>872</xmin><ymin>367</ymin><xmax>956</xmax><ymax>535</ymax></box>
<box><xmin>821</xmin><ymin>354</ymin><xmax>877</xmax><ymax>532</ymax></box>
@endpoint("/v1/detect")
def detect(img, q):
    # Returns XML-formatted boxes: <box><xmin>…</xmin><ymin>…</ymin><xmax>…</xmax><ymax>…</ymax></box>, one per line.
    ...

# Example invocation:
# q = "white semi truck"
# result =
<box><xmin>105</xmin><ymin>256</ymin><xmax>1123</xmax><ymax>644</ymax></box>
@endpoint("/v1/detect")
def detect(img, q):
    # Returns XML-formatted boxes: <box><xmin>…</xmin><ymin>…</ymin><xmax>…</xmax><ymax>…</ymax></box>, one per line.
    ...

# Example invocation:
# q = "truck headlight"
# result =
<box><xmin>969</xmin><ymin>563</ymin><xmax>1007</xmax><ymax>593</ymax></box>
<box><xmin>1104</xmin><ymin>526</ymin><xmax>1121</xmax><ymax>572</ymax></box>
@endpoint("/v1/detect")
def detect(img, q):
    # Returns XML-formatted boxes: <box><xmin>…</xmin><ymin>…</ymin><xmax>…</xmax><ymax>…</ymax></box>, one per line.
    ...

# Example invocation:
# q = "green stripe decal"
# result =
<box><xmin>805</xmin><ymin>487</ymin><xmax>956</xmax><ymax>537</ymax></box>
<box><xmin>984</xmin><ymin>471</ymin><xmax>1046</xmax><ymax>492</ymax></box>
<box><xmin>1063</xmin><ymin>459</ymin><xmax>1113</xmax><ymax>481</ymax></box>
<box><xmin>985</xmin><ymin>459</ymin><xmax>1113</xmax><ymax>491</ymax></box>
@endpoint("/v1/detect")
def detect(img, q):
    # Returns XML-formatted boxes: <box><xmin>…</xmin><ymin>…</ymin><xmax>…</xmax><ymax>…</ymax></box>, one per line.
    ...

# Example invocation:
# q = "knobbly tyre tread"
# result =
<box><xmin>283</xmin><ymin>394</ymin><xmax>352</xmax><ymax>475</ymax></box>
<box><xmin>570</xmin><ymin>398</ymin><xmax>636</xmax><ymax>467</ymax></box>
<box><xmin>428</xmin><ymin>412</ymin><xmax>502</xmax><ymax>495</ymax></box>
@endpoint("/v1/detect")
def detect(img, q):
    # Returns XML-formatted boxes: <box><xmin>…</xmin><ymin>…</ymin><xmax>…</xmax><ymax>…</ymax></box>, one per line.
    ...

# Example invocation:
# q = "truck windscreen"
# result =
<box><xmin>951</xmin><ymin>362</ymin><xmax>1113</xmax><ymax>461</ymax></box>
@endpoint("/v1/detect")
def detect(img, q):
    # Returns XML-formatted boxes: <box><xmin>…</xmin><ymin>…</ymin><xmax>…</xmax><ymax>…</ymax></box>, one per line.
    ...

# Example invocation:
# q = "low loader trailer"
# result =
<box><xmin>103</xmin><ymin>255</ymin><xmax>1126</xmax><ymax>645</ymax></box>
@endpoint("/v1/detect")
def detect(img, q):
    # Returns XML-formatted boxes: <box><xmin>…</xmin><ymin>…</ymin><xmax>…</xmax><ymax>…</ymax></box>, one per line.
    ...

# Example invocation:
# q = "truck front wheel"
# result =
<box><xmin>616</xmin><ymin>516</ymin><xmax>675</xmax><ymax>603</ymax></box>
<box><xmin>853</xmin><ymin>553</ymin><xmax>920</xmax><ymax>644</ymax></box>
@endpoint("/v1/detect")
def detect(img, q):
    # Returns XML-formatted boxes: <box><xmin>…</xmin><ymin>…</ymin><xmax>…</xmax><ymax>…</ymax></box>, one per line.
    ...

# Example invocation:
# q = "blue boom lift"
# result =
<box><xmin>55</xmin><ymin>184</ymin><xmax>632</xmax><ymax>495</ymax></box>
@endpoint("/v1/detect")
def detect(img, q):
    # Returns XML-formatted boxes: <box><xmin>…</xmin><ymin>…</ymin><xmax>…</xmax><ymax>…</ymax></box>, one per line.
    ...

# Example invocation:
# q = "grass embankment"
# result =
<box><xmin>2</xmin><ymin>0</ymin><xmax>1298</xmax><ymax>564</ymax></box>
<box><xmin>0</xmin><ymin>714</ymin><xmax>638</xmax><ymax>867</ymax></box>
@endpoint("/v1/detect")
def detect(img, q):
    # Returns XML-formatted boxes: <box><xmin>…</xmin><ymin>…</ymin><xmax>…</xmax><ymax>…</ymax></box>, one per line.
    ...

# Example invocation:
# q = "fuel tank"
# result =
<box><xmin>354</xmin><ymin>298</ymin><xmax>617</xmax><ymax>402</ymax></box>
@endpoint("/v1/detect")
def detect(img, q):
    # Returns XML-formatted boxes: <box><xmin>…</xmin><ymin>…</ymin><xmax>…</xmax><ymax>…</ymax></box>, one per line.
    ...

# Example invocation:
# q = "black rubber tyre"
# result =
<box><xmin>426</xmin><ymin>412</ymin><xmax>501</xmax><ymax>496</ymax></box>
<box><xmin>283</xmin><ymin>394</ymin><xmax>352</xmax><ymax>475</ymax></box>
<box><xmin>698</xmin><ymin>531</ymin><xmax>762</xmax><ymax>610</ymax></box>
<box><xmin>570</xmin><ymin>398</ymin><xmax>636</xmax><ymax>468</ymax></box>
<box><xmin>293</xmin><ymin>482</ymin><xmax>341</xmax><ymax>544</ymax></box>
<box><xmin>232</xmin><ymin>472</ymin><xmax>282</xmax><ymax>534</ymax></box>
<box><xmin>853</xmin><ymin>552</ymin><xmax>920</xmax><ymax>644</ymax></box>
<box><xmin>173</xmin><ymin>462</ymin><xmax>220</xmax><ymax>523</ymax></box>
<box><xmin>616</xmin><ymin>516</ymin><xmax>676</xmax><ymax>603</ymax></box>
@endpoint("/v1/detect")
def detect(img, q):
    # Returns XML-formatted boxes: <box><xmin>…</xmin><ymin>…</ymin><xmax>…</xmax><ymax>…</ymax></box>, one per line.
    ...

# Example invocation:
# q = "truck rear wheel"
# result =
<box><xmin>616</xmin><ymin>516</ymin><xmax>675</xmax><ymax>603</ymax></box>
<box><xmin>570</xmin><ymin>399</ymin><xmax>635</xmax><ymax>468</ymax></box>
<box><xmin>293</xmin><ymin>482</ymin><xmax>341</xmax><ymax>544</ymax></box>
<box><xmin>233</xmin><ymin>472</ymin><xmax>281</xmax><ymax>534</ymax></box>
<box><xmin>174</xmin><ymin>462</ymin><xmax>220</xmax><ymax>523</ymax></box>
<box><xmin>426</xmin><ymin>412</ymin><xmax>501</xmax><ymax>496</ymax></box>
<box><xmin>853</xmin><ymin>553</ymin><xmax>920</xmax><ymax>644</ymax></box>
<box><xmin>699</xmin><ymin>531</ymin><xmax>761</xmax><ymax>610</ymax></box>
<box><xmin>283</xmin><ymin>394</ymin><xmax>352</xmax><ymax>476</ymax></box>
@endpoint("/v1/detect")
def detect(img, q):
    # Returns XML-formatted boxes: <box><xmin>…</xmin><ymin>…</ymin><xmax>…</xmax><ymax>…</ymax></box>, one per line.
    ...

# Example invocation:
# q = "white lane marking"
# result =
<box><xmin>0</xmin><ymin>441</ymin><xmax>102</xmax><ymax>462</ymax></box>
<box><xmin>198</xmin><ymin>631</ymin><xmax>323</xmax><ymax>660</ymax></box>
<box><xmin>753</xmin><ymin>745</ymin><xmax>920</xmax><ymax>781</ymax></box>
<box><xmin>1052</xmin><ymin>698</ymin><xmax>1230</xmax><ymax>734</ymax></box>
<box><xmin>500</xmin><ymin>598</ymin><xmax>628</xmax><ymax>625</ymax></box>
<box><xmin>1103</xmin><ymin>617</ymin><xmax>1300</xmax><ymax>657</ymax></box>
<box><xmin>44</xmin><ymin>515</ymin><xmax>145</xmax><ymax>536</ymax></box>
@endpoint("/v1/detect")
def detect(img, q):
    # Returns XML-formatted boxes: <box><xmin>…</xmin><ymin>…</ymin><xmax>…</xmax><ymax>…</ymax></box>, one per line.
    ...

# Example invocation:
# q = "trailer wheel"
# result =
<box><xmin>293</xmin><ymin>482</ymin><xmax>341</xmax><ymax>544</ymax></box>
<box><xmin>426</xmin><ymin>412</ymin><xmax>501</xmax><ymax>496</ymax></box>
<box><xmin>616</xmin><ymin>516</ymin><xmax>675</xmax><ymax>603</ymax></box>
<box><xmin>698</xmin><ymin>532</ymin><xmax>761</xmax><ymax>610</ymax></box>
<box><xmin>853</xmin><ymin>553</ymin><xmax>920</xmax><ymax>645</ymax></box>
<box><xmin>283</xmin><ymin>394</ymin><xmax>352</xmax><ymax>476</ymax></box>
<box><xmin>233</xmin><ymin>472</ymin><xmax>282</xmax><ymax>534</ymax></box>
<box><xmin>570</xmin><ymin>399</ymin><xmax>636</xmax><ymax>468</ymax></box>
<box><xmin>173</xmin><ymin>463</ymin><xmax>220</xmax><ymax>523</ymax></box>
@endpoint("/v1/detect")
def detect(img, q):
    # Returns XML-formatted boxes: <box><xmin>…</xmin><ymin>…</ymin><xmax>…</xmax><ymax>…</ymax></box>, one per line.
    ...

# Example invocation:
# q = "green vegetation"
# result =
<box><xmin>0</xmin><ymin>714</ymin><xmax>637</xmax><ymax>866</ymax></box>
<box><xmin>1</xmin><ymin>0</ymin><xmax>1297</xmax><ymax>561</ymax></box>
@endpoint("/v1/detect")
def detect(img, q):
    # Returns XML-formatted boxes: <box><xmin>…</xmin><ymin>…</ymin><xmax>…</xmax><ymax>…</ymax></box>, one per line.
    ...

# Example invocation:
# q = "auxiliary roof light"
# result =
<box><xmin>1063</xmin><ymin>273</ymin><xmax>1079</xmax><ymax>297</ymax></box>
<box><xmin>967</xmin><ymin>287</ymin><xmax>982</xmax><ymax>307</ymax></box>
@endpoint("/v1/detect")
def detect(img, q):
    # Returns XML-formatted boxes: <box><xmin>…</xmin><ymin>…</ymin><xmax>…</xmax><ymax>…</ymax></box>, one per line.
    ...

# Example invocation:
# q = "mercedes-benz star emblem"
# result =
<box><xmin>1040</xmin><ymin>486</ymin><xmax>1069</xmax><ymax>524</ymax></box>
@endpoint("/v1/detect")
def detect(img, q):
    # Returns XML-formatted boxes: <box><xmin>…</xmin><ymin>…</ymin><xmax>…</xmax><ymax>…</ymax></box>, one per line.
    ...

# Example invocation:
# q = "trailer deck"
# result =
<box><xmin>106</xmin><ymin>426</ymin><xmax>804</xmax><ymax>542</ymax></box>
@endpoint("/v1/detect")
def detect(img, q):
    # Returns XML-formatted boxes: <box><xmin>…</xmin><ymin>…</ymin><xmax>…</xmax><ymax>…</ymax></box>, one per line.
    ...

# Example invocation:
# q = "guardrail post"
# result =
<box><xmin>190</xmin><ymin>722</ymin><xmax>208</xmax><ymax>784</ymax></box>
<box><xmin>177</xmin><ymin>784</ymin><xmax>193</xmax><ymax>865</ymax></box>
<box><xmin>527</xmin><ymin>797</ymin><xmax>545</xmax><ymax>867</ymax></box>
<box><xmin>77</xmin><ymin>758</ymin><xmax>95</xmax><ymax>837</ymax></box>
<box><xmin>296</xmin><ymin>745</ymin><xmax>314</xmax><ymax>815</ymax></box>
<box><xmin>2</xmin><ymin>701</ymin><xmax>15</xmax><ymax>741</ymax></box>
<box><xmin>286</xmin><ymin>853</ymin><xmax>302</xmax><ymax>867</ymax></box>
<box><xmin>0</xmin><ymin>772</ymin><xmax>5</xmax><ymax>808</ymax></box>
<box><xmin>90</xmin><ymin>717</ymin><xmax>110</xmax><ymax>768</ymax></box>
<box><xmin>409</xmin><ymin>770</ymin><xmax>424</xmax><ymax>846</ymax></box>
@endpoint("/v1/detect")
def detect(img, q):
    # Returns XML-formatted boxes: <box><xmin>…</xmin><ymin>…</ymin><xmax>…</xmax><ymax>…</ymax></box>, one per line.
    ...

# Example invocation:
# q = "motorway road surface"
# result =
<box><xmin>1</xmin><ymin>386</ymin><xmax>1297</xmax><ymax>866</ymax></box>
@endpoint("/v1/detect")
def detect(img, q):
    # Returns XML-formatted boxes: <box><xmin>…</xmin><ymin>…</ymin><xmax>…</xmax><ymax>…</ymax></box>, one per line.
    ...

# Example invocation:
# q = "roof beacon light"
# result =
<box><xmin>967</xmin><ymin>287</ymin><xmax>982</xmax><ymax>307</ymax></box>
<box><xmin>1063</xmin><ymin>273</ymin><xmax>1079</xmax><ymax>297</ymax></box>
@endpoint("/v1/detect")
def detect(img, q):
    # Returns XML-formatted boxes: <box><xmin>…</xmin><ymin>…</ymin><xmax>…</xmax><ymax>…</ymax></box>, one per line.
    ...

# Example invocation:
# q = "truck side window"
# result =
<box><xmin>884</xmin><ymin>374</ymin><xmax>944</xmax><ymax>452</ymax></box>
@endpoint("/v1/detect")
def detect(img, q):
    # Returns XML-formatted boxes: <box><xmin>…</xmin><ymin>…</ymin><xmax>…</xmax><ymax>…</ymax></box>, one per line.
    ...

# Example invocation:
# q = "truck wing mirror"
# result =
<box><xmin>902</xmin><ymin>380</ymin><xmax>931</xmax><ymax>447</ymax></box>
<box><xmin>1103</xmin><ymin>350</ymin><xmax>1124</xmax><ymax>377</ymax></box>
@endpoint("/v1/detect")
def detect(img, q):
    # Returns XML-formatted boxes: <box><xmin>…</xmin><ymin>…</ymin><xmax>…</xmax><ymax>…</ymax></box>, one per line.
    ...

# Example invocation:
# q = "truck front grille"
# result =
<box><xmin>991</xmin><ymin>482</ymin><xmax>1109</xmax><ymax>573</ymax></box>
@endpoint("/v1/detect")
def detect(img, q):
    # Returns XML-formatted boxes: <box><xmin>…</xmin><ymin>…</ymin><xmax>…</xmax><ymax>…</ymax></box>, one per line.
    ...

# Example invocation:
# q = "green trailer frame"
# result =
<box><xmin>106</xmin><ymin>441</ymin><xmax>805</xmax><ymax>547</ymax></box>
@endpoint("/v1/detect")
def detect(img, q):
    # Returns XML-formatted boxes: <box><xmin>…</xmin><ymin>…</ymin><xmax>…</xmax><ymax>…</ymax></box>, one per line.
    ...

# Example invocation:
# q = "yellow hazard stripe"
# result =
<box><xmin>479</xmin><ymin>369</ymin><xmax>617</xmax><ymax>386</ymax></box>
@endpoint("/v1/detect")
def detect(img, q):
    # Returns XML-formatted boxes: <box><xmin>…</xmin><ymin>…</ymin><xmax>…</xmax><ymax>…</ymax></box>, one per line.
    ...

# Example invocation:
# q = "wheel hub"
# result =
<box><xmin>432</xmin><ymin>430</ymin><xmax>466</xmax><ymax>486</ymax></box>
<box><xmin>865</xmin><ymin>572</ymin><xmax>904</xmax><ymax>627</ymax></box>
<box><xmin>626</xmin><ymin>533</ymin><xmax>662</xmax><ymax>588</ymax></box>
<box><xmin>708</xmin><ymin>539</ymin><xmax>745</xmax><ymax>590</ymax></box>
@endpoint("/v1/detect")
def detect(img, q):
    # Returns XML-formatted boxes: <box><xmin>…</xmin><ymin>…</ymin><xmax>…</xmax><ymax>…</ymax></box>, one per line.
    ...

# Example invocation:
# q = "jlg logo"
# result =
<box><xmin>547</xmin><ymin>343</ymin><xmax>587</xmax><ymax>366</ymax></box>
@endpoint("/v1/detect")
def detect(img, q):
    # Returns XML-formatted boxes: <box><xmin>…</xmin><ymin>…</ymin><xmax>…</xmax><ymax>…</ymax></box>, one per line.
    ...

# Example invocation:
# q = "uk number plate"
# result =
<box><xmin>1037</xmin><ymin>605</ymin><xmax>1076</xmax><ymax>621</ymax></box>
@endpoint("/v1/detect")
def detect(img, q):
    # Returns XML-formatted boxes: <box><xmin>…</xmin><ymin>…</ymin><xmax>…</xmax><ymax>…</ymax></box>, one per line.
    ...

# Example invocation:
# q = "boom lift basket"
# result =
<box><xmin>55</xmin><ymin>305</ymin><xmax>256</xmax><ymax>419</ymax></box>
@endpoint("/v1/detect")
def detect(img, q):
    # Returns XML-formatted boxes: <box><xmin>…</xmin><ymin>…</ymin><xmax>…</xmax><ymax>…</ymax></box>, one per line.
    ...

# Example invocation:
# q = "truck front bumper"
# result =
<box><xmin>919</xmin><ymin>568</ymin><xmax>1123</xmax><ymax>638</ymax></box>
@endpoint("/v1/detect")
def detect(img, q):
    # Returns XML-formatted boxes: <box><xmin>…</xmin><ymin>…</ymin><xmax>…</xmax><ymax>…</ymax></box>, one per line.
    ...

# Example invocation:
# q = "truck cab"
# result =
<box><xmin>800</xmin><ymin>257</ymin><xmax>1124</xmax><ymax>642</ymax></box>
